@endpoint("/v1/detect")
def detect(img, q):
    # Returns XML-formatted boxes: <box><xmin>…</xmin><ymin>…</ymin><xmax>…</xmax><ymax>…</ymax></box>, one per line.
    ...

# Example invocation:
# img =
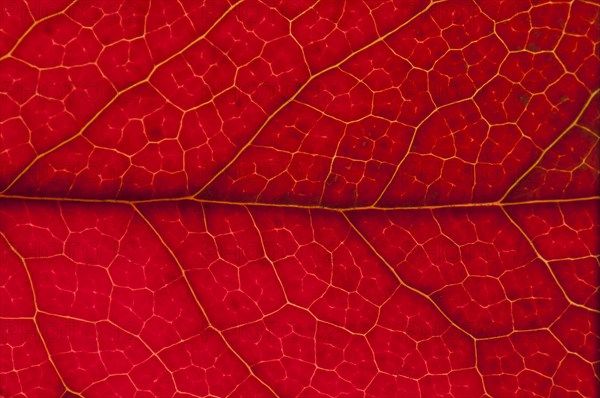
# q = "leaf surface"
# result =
<box><xmin>0</xmin><ymin>1</ymin><xmax>598</xmax><ymax>397</ymax></box>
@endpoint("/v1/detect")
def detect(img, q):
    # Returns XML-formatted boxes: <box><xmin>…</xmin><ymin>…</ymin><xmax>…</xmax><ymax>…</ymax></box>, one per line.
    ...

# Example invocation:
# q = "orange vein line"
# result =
<box><xmin>339</xmin><ymin>212</ymin><xmax>492</xmax><ymax>397</ymax></box>
<box><xmin>500</xmin><ymin>89</ymin><xmax>600</xmax><ymax>202</ymax></box>
<box><xmin>0</xmin><ymin>194</ymin><xmax>598</xmax><ymax>210</ymax></box>
<box><xmin>1</xmin><ymin>0</ymin><xmax>245</xmax><ymax>194</ymax></box>
<box><xmin>194</xmin><ymin>1</ymin><xmax>437</xmax><ymax>197</ymax></box>
<box><xmin>131</xmin><ymin>203</ymin><xmax>280</xmax><ymax>398</ymax></box>
<box><xmin>0</xmin><ymin>0</ymin><xmax>79</xmax><ymax>60</ymax></box>
<box><xmin>0</xmin><ymin>231</ymin><xmax>84</xmax><ymax>397</ymax></box>
<box><xmin>500</xmin><ymin>207</ymin><xmax>600</xmax><ymax>314</ymax></box>
<box><xmin>339</xmin><ymin>212</ymin><xmax>476</xmax><ymax>336</ymax></box>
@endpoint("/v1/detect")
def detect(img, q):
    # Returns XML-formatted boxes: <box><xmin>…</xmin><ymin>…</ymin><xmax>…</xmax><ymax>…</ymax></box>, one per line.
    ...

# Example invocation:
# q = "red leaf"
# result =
<box><xmin>1</xmin><ymin>1</ymin><xmax>598</xmax><ymax>397</ymax></box>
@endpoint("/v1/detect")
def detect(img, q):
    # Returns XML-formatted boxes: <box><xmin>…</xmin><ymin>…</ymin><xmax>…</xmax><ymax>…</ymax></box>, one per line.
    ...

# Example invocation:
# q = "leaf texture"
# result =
<box><xmin>0</xmin><ymin>0</ymin><xmax>598</xmax><ymax>397</ymax></box>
